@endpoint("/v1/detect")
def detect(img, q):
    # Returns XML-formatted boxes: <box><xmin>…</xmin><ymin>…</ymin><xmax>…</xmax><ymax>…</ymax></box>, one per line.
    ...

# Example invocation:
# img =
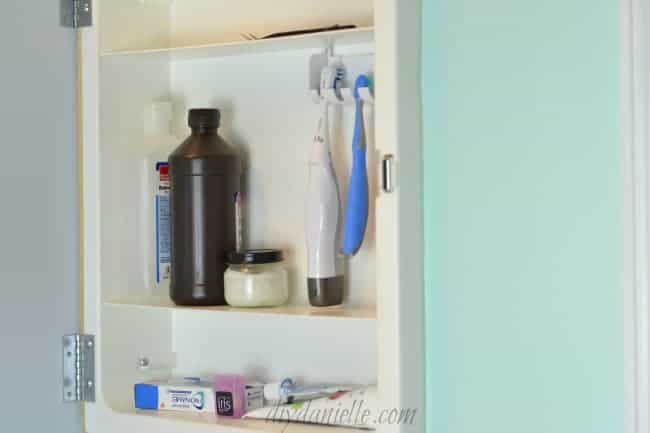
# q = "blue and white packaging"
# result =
<box><xmin>134</xmin><ymin>378</ymin><xmax>215</xmax><ymax>414</ymax></box>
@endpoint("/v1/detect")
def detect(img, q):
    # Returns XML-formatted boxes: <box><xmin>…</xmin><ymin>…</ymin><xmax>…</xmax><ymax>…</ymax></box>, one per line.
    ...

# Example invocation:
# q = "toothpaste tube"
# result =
<box><xmin>245</xmin><ymin>386</ymin><xmax>378</xmax><ymax>429</ymax></box>
<box><xmin>263</xmin><ymin>378</ymin><xmax>351</xmax><ymax>404</ymax></box>
<box><xmin>134</xmin><ymin>377</ymin><xmax>215</xmax><ymax>414</ymax></box>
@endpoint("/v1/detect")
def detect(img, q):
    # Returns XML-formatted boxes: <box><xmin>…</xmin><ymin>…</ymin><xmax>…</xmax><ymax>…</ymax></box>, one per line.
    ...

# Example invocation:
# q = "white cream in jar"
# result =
<box><xmin>224</xmin><ymin>249</ymin><xmax>289</xmax><ymax>307</ymax></box>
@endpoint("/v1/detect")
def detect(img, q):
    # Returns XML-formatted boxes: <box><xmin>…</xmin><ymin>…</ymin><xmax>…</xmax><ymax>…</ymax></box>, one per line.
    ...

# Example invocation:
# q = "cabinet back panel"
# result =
<box><xmin>171</xmin><ymin>49</ymin><xmax>377</xmax><ymax>307</ymax></box>
<box><xmin>97</xmin><ymin>38</ymin><xmax>378</xmax><ymax>412</ymax></box>
<box><xmin>102</xmin><ymin>305</ymin><xmax>173</xmax><ymax>409</ymax></box>
<box><xmin>99</xmin><ymin>47</ymin><xmax>376</xmax><ymax>307</ymax></box>
<box><xmin>99</xmin><ymin>0</ymin><xmax>373</xmax><ymax>52</ymax></box>
<box><xmin>170</xmin><ymin>0</ymin><xmax>374</xmax><ymax>48</ymax></box>
<box><xmin>172</xmin><ymin>310</ymin><xmax>377</xmax><ymax>385</ymax></box>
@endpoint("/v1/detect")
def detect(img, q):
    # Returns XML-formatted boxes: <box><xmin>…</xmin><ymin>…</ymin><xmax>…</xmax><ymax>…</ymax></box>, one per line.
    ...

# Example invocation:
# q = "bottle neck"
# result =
<box><xmin>191</xmin><ymin>127</ymin><xmax>219</xmax><ymax>136</ymax></box>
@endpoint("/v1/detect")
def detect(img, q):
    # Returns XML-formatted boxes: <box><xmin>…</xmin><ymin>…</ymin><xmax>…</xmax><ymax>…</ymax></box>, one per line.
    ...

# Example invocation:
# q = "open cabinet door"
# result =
<box><xmin>0</xmin><ymin>1</ymin><xmax>81</xmax><ymax>432</ymax></box>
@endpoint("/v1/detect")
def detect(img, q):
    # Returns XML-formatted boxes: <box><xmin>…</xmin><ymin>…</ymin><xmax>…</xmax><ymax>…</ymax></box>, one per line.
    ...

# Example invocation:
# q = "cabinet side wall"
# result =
<box><xmin>374</xmin><ymin>1</ymin><xmax>425</xmax><ymax>431</ymax></box>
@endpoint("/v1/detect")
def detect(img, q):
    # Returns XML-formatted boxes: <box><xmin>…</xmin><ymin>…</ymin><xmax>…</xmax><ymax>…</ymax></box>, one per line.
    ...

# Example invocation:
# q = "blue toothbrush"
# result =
<box><xmin>342</xmin><ymin>75</ymin><xmax>371</xmax><ymax>256</ymax></box>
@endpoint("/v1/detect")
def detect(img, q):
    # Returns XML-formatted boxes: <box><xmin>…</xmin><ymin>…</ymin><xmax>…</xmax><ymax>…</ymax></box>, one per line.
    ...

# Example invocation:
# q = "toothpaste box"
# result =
<box><xmin>134</xmin><ymin>378</ymin><xmax>215</xmax><ymax>414</ymax></box>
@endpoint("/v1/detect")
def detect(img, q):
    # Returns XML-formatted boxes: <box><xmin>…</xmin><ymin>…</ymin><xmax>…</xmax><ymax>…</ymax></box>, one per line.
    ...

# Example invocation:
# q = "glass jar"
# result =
<box><xmin>224</xmin><ymin>249</ymin><xmax>289</xmax><ymax>307</ymax></box>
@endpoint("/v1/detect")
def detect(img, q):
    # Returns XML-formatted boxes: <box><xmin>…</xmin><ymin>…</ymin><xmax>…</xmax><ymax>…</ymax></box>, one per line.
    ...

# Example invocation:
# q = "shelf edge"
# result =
<box><xmin>100</xmin><ymin>27</ymin><xmax>375</xmax><ymax>59</ymax></box>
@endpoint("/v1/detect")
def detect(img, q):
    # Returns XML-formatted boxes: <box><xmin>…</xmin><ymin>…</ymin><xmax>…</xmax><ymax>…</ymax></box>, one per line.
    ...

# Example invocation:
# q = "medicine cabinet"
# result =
<box><xmin>80</xmin><ymin>1</ymin><xmax>424</xmax><ymax>432</ymax></box>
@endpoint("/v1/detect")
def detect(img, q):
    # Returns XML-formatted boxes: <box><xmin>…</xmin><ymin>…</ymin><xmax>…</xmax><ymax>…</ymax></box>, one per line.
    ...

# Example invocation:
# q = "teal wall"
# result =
<box><xmin>422</xmin><ymin>1</ymin><xmax>622</xmax><ymax>432</ymax></box>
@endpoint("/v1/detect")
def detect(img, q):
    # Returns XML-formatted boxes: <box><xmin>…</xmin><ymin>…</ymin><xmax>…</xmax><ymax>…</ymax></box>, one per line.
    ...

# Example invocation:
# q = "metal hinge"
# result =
<box><xmin>63</xmin><ymin>334</ymin><xmax>95</xmax><ymax>402</ymax></box>
<box><xmin>61</xmin><ymin>0</ymin><xmax>92</xmax><ymax>28</ymax></box>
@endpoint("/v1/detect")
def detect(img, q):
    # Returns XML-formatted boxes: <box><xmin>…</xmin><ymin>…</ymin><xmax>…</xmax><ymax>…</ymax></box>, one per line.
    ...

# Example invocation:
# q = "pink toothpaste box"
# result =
<box><xmin>213</xmin><ymin>375</ymin><xmax>264</xmax><ymax>419</ymax></box>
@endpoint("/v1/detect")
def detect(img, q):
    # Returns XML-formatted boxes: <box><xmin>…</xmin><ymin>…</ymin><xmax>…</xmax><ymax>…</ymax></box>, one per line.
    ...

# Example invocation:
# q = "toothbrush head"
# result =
<box><xmin>320</xmin><ymin>63</ymin><xmax>346</xmax><ymax>98</ymax></box>
<box><xmin>334</xmin><ymin>66</ymin><xmax>345</xmax><ymax>88</ymax></box>
<box><xmin>353</xmin><ymin>75</ymin><xmax>371</xmax><ymax>99</ymax></box>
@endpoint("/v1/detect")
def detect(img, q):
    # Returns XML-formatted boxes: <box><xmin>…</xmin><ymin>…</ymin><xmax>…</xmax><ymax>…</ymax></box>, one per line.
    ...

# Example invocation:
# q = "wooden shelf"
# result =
<box><xmin>101</xmin><ymin>27</ymin><xmax>374</xmax><ymax>60</ymax></box>
<box><xmin>105</xmin><ymin>297</ymin><xmax>376</xmax><ymax>320</ymax></box>
<box><xmin>116</xmin><ymin>408</ymin><xmax>368</xmax><ymax>433</ymax></box>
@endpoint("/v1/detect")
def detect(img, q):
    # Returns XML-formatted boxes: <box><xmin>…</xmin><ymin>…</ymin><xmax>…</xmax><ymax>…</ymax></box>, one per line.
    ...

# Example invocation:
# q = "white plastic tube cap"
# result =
<box><xmin>263</xmin><ymin>378</ymin><xmax>295</xmax><ymax>403</ymax></box>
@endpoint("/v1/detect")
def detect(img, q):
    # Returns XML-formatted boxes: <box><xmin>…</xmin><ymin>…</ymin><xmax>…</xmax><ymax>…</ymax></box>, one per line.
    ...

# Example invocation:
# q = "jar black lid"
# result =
<box><xmin>228</xmin><ymin>249</ymin><xmax>284</xmax><ymax>265</ymax></box>
<box><xmin>188</xmin><ymin>108</ymin><xmax>220</xmax><ymax>129</ymax></box>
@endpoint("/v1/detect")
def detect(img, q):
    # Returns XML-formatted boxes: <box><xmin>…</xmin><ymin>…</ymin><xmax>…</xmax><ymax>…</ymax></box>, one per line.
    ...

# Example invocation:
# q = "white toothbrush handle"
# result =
<box><xmin>306</xmin><ymin>102</ymin><xmax>341</xmax><ymax>278</ymax></box>
<box><xmin>306</xmin><ymin>160</ymin><xmax>341</xmax><ymax>278</ymax></box>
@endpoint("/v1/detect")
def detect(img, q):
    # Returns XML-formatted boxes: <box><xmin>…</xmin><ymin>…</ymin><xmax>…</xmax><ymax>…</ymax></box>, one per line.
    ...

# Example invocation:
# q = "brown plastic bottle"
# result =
<box><xmin>169</xmin><ymin>109</ymin><xmax>241</xmax><ymax>306</ymax></box>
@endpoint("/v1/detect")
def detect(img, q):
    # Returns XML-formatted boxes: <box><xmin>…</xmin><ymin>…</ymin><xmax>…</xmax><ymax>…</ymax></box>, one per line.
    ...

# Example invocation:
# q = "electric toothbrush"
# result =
<box><xmin>305</xmin><ymin>63</ymin><xmax>345</xmax><ymax>307</ymax></box>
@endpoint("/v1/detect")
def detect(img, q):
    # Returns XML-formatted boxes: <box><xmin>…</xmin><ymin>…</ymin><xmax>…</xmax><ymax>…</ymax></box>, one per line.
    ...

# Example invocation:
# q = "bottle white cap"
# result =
<box><xmin>263</xmin><ymin>383</ymin><xmax>282</xmax><ymax>402</ymax></box>
<box><xmin>263</xmin><ymin>378</ymin><xmax>294</xmax><ymax>402</ymax></box>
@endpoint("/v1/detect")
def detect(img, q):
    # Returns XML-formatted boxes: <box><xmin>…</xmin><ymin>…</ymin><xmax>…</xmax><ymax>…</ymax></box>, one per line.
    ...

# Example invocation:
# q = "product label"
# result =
<box><xmin>155</xmin><ymin>162</ymin><xmax>171</xmax><ymax>284</ymax></box>
<box><xmin>157</xmin><ymin>384</ymin><xmax>215</xmax><ymax>413</ymax></box>
<box><xmin>215</xmin><ymin>391</ymin><xmax>234</xmax><ymax>416</ymax></box>
<box><xmin>166</xmin><ymin>389</ymin><xmax>206</xmax><ymax>410</ymax></box>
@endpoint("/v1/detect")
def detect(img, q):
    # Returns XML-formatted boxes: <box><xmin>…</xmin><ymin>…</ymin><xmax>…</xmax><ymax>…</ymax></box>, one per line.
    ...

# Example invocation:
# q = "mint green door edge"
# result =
<box><xmin>422</xmin><ymin>1</ymin><xmax>623</xmax><ymax>432</ymax></box>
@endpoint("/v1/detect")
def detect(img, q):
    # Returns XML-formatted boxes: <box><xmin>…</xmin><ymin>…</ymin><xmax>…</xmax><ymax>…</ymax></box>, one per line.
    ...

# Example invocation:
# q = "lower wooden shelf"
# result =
<box><xmin>104</xmin><ymin>296</ymin><xmax>376</xmax><ymax>320</ymax></box>
<box><xmin>116</xmin><ymin>407</ymin><xmax>368</xmax><ymax>433</ymax></box>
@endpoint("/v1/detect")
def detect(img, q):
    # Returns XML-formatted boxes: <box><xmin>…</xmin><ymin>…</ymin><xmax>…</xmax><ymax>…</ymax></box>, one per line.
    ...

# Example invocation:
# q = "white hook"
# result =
<box><xmin>324</xmin><ymin>88</ymin><xmax>344</xmax><ymax>104</ymax></box>
<box><xmin>339</xmin><ymin>88</ymin><xmax>355</xmax><ymax>104</ymax></box>
<box><xmin>326</xmin><ymin>37</ymin><xmax>334</xmax><ymax>60</ymax></box>
<box><xmin>358</xmin><ymin>87</ymin><xmax>375</xmax><ymax>104</ymax></box>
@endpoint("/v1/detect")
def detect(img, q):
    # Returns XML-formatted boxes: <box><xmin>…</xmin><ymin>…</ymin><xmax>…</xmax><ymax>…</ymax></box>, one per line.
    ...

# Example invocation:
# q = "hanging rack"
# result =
<box><xmin>309</xmin><ymin>37</ymin><xmax>375</xmax><ymax>105</ymax></box>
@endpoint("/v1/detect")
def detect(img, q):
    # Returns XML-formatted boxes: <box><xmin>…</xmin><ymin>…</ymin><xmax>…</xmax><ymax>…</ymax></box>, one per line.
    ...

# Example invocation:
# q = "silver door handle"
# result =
<box><xmin>382</xmin><ymin>154</ymin><xmax>395</xmax><ymax>193</ymax></box>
